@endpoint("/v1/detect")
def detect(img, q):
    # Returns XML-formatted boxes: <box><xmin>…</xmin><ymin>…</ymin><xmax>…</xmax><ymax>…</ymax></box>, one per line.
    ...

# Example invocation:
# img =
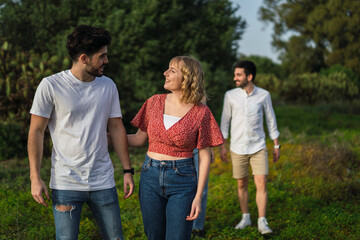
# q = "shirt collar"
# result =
<box><xmin>238</xmin><ymin>85</ymin><xmax>257</xmax><ymax>97</ymax></box>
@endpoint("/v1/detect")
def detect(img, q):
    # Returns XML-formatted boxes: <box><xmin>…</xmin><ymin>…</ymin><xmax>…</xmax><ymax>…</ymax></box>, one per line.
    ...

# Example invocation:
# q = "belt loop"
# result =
<box><xmin>173</xmin><ymin>160</ymin><xmax>177</xmax><ymax>169</ymax></box>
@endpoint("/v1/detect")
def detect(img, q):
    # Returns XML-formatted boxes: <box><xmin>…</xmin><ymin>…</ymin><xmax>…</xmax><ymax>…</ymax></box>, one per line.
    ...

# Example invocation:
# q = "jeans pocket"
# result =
<box><xmin>174</xmin><ymin>165</ymin><xmax>195</xmax><ymax>177</ymax></box>
<box><xmin>141</xmin><ymin>161</ymin><xmax>150</xmax><ymax>172</ymax></box>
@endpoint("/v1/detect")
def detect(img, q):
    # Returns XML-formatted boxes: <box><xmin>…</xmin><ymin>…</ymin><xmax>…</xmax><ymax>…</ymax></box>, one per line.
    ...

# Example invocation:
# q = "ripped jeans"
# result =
<box><xmin>51</xmin><ymin>187</ymin><xmax>124</xmax><ymax>240</ymax></box>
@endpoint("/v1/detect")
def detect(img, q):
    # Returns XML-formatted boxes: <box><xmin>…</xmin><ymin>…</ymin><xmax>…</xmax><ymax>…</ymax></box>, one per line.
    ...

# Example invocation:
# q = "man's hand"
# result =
<box><xmin>31</xmin><ymin>178</ymin><xmax>50</xmax><ymax>207</ymax></box>
<box><xmin>273</xmin><ymin>148</ymin><xmax>280</xmax><ymax>163</ymax></box>
<box><xmin>220</xmin><ymin>144</ymin><xmax>228</xmax><ymax>162</ymax></box>
<box><xmin>123</xmin><ymin>173</ymin><xmax>135</xmax><ymax>199</ymax></box>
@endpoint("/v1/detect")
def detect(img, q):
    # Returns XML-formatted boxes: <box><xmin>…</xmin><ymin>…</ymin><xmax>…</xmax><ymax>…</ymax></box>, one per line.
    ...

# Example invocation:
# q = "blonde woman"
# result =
<box><xmin>128</xmin><ymin>56</ymin><xmax>224</xmax><ymax>240</ymax></box>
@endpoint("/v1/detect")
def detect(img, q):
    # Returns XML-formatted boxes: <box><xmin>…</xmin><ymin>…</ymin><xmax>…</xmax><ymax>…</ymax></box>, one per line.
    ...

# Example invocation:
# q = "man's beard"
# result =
<box><xmin>86</xmin><ymin>64</ymin><xmax>106</xmax><ymax>77</ymax></box>
<box><xmin>239</xmin><ymin>80</ymin><xmax>249</xmax><ymax>89</ymax></box>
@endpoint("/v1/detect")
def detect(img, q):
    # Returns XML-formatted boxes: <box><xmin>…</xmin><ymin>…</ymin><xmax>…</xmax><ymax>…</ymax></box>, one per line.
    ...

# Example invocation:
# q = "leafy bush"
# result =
<box><xmin>0</xmin><ymin>42</ymin><xmax>66</xmax><ymax>158</ymax></box>
<box><xmin>281</xmin><ymin>72</ymin><xmax>359</xmax><ymax>103</ymax></box>
<box><xmin>0</xmin><ymin>41</ymin><xmax>70</xmax><ymax>124</ymax></box>
<box><xmin>0</xmin><ymin>121</ymin><xmax>27</xmax><ymax>161</ymax></box>
<box><xmin>321</xmin><ymin>64</ymin><xmax>359</xmax><ymax>88</ymax></box>
<box><xmin>255</xmin><ymin>73</ymin><xmax>282</xmax><ymax>98</ymax></box>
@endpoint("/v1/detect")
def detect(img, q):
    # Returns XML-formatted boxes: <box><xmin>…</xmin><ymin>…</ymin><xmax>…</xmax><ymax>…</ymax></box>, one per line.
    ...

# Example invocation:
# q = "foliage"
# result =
<box><xmin>0</xmin><ymin>0</ymin><xmax>245</xmax><ymax>129</ymax></box>
<box><xmin>321</xmin><ymin>64</ymin><xmax>360</xmax><ymax>88</ymax></box>
<box><xmin>0</xmin><ymin>0</ymin><xmax>102</xmax><ymax>55</ymax></box>
<box><xmin>0</xmin><ymin>41</ymin><xmax>70</xmax><ymax>123</ymax></box>
<box><xmin>241</xmin><ymin>55</ymin><xmax>283</xmax><ymax>78</ymax></box>
<box><xmin>280</xmin><ymin>35</ymin><xmax>326</xmax><ymax>74</ymax></box>
<box><xmin>259</xmin><ymin>0</ymin><xmax>360</xmax><ymax>76</ymax></box>
<box><xmin>255</xmin><ymin>73</ymin><xmax>281</xmax><ymax>98</ymax></box>
<box><xmin>101</xmin><ymin>0</ymin><xmax>244</xmax><ymax>127</ymax></box>
<box><xmin>0</xmin><ymin>121</ymin><xmax>27</xmax><ymax>161</ymax></box>
<box><xmin>1</xmin><ymin>104</ymin><xmax>359</xmax><ymax>239</ymax></box>
<box><xmin>280</xmin><ymin>72</ymin><xmax>359</xmax><ymax>104</ymax></box>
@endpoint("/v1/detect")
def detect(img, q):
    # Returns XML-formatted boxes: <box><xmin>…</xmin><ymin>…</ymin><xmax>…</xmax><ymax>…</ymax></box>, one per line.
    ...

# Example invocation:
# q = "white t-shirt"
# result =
<box><xmin>30</xmin><ymin>70</ymin><xmax>122</xmax><ymax>191</ymax></box>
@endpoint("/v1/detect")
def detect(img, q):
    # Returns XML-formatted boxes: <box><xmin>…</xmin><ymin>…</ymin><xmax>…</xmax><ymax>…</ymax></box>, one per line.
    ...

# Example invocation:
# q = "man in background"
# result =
<box><xmin>220</xmin><ymin>60</ymin><xmax>280</xmax><ymax>234</ymax></box>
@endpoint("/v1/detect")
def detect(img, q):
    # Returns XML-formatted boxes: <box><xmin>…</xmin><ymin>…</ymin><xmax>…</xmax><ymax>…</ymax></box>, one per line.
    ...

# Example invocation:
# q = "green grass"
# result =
<box><xmin>0</xmin><ymin>103</ymin><xmax>359</xmax><ymax>239</ymax></box>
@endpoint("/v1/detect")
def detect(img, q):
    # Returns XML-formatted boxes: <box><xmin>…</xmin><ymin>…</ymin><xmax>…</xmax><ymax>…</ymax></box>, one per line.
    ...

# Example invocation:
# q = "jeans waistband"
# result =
<box><xmin>145</xmin><ymin>155</ymin><xmax>194</xmax><ymax>168</ymax></box>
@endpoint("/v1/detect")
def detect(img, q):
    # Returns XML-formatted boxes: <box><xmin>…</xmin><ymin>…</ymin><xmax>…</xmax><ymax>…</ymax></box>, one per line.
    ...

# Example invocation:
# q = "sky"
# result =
<box><xmin>231</xmin><ymin>0</ymin><xmax>280</xmax><ymax>62</ymax></box>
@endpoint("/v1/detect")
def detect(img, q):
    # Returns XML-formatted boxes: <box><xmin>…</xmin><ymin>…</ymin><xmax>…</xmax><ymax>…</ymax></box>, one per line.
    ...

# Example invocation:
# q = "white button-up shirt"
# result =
<box><xmin>220</xmin><ymin>86</ymin><xmax>279</xmax><ymax>155</ymax></box>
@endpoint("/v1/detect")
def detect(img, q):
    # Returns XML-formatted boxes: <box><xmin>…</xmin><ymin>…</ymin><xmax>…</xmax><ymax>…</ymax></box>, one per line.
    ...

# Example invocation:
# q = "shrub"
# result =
<box><xmin>255</xmin><ymin>73</ymin><xmax>282</xmax><ymax>98</ymax></box>
<box><xmin>0</xmin><ymin>121</ymin><xmax>27</xmax><ymax>161</ymax></box>
<box><xmin>281</xmin><ymin>72</ymin><xmax>359</xmax><ymax>103</ymax></box>
<box><xmin>321</xmin><ymin>64</ymin><xmax>359</xmax><ymax>88</ymax></box>
<box><xmin>0</xmin><ymin>41</ymin><xmax>67</xmax><ymax>157</ymax></box>
<box><xmin>0</xmin><ymin>41</ymin><xmax>69</xmax><ymax>125</ymax></box>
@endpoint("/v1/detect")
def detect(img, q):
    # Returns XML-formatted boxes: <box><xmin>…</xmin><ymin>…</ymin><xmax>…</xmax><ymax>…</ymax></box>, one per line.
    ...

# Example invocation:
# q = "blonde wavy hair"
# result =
<box><xmin>169</xmin><ymin>56</ymin><xmax>207</xmax><ymax>105</ymax></box>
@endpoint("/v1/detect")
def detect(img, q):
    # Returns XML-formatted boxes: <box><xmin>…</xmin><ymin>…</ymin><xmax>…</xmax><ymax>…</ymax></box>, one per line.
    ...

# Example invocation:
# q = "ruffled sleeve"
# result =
<box><xmin>197</xmin><ymin>106</ymin><xmax>225</xmax><ymax>149</ymax></box>
<box><xmin>130</xmin><ymin>96</ymin><xmax>154</xmax><ymax>132</ymax></box>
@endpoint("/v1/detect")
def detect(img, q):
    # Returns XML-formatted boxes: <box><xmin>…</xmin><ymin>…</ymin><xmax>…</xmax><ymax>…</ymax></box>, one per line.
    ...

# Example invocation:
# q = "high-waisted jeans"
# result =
<box><xmin>51</xmin><ymin>187</ymin><xmax>124</xmax><ymax>240</ymax></box>
<box><xmin>139</xmin><ymin>155</ymin><xmax>197</xmax><ymax>240</ymax></box>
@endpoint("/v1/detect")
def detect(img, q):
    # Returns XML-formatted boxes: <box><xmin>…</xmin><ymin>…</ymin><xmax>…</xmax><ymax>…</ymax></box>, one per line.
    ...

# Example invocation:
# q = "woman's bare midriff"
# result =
<box><xmin>147</xmin><ymin>151</ymin><xmax>188</xmax><ymax>161</ymax></box>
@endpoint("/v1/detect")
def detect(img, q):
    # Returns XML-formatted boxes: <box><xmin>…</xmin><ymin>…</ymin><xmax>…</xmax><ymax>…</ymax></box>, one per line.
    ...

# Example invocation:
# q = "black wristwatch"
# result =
<box><xmin>123</xmin><ymin>168</ymin><xmax>134</xmax><ymax>175</ymax></box>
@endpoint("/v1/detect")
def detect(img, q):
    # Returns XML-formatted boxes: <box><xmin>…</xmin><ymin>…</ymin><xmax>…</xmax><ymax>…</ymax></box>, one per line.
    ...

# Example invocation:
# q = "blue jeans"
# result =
<box><xmin>139</xmin><ymin>155</ymin><xmax>197</xmax><ymax>240</ymax></box>
<box><xmin>192</xmin><ymin>149</ymin><xmax>209</xmax><ymax>230</ymax></box>
<box><xmin>51</xmin><ymin>187</ymin><xmax>124</xmax><ymax>240</ymax></box>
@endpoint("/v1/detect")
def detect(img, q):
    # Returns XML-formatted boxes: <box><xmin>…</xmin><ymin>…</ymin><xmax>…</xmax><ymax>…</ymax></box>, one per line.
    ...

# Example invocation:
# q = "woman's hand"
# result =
<box><xmin>127</xmin><ymin>128</ymin><xmax>148</xmax><ymax>147</ymax></box>
<box><xmin>186</xmin><ymin>197</ymin><xmax>202</xmax><ymax>221</ymax></box>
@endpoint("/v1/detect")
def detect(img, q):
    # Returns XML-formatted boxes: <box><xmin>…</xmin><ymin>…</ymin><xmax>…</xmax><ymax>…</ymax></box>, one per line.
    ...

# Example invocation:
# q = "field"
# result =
<box><xmin>0</xmin><ymin>103</ymin><xmax>359</xmax><ymax>239</ymax></box>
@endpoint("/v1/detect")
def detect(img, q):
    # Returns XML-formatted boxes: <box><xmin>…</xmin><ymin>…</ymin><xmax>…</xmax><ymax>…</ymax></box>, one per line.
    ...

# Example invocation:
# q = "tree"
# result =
<box><xmin>259</xmin><ymin>0</ymin><xmax>360</xmax><ymax>75</ymax></box>
<box><xmin>101</xmin><ymin>0</ymin><xmax>246</xmax><ymax>124</ymax></box>
<box><xmin>0</xmin><ymin>0</ymin><xmax>246</xmax><ymax>126</ymax></box>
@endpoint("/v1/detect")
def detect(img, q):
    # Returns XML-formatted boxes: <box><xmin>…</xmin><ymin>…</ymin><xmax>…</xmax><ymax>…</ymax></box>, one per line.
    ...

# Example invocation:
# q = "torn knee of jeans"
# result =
<box><xmin>55</xmin><ymin>204</ymin><xmax>75</xmax><ymax>212</ymax></box>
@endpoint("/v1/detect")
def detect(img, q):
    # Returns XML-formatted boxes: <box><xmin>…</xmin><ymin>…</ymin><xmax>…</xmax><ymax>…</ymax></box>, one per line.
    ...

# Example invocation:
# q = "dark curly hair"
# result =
<box><xmin>66</xmin><ymin>25</ymin><xmax>111</xmax><ymax>60</ymax></box>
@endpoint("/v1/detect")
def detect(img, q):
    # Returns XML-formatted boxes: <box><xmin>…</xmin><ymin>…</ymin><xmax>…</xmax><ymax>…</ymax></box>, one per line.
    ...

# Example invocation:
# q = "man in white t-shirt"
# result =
<box><xmin>220</xmin><ymin>60</ymin><xmax>280</xmax><ymax>235</ymax></box>
<box><xmin>28</xmin><ymin>25</ymin><xmax>134</xmax><ymax>240</ymax></box>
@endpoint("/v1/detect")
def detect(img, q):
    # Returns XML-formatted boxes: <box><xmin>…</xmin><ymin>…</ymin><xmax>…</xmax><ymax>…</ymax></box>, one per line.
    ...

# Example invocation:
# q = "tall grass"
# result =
<box><xmin>0</xmin><ymin>103</ymin><xmax>359</xmax><ymax>239</ymax></box>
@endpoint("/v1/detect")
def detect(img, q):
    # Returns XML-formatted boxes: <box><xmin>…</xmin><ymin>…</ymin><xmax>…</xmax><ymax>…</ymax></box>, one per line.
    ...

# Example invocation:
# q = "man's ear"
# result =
<box><xmin>247</xmin><ymin>73</ymin><xmax>253</xmax><ymax>82</ymax></box>
<box><xmin>79</xmin><ymin>54</ymin><xmax>89</xmax><ymax>64</ymax></box>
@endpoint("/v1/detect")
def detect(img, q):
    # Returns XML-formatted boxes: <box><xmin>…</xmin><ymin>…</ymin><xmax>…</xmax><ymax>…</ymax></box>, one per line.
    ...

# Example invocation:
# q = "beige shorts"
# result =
<box><xmin>230</xmin><ymin>148</ymin><xmax>268</xmax><ymax>179</ymax></box>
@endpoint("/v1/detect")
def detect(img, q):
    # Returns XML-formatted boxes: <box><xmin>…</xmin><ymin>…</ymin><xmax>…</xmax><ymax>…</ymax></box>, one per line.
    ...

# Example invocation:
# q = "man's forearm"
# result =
<box><xmin>28</xmin><ymin>129</ymin><xmax>44</xmax><ymax>180</ymax></box>
<box><xmin>109</xmin><ymin>120</ymin><xmax>132</xmax><ymax>169</ymax></box>
<box><xmin>115</xmin><ymin>132</ymin><xmax>132</xmax><ymax>169</ymax></box>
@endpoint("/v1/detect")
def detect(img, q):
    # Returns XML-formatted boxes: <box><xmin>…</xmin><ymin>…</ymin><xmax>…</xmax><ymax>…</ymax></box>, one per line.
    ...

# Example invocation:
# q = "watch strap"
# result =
<box><xmin>123</xmin><ymin>168</ymin><xmax>134</xmax><ymax>175</ymax></box>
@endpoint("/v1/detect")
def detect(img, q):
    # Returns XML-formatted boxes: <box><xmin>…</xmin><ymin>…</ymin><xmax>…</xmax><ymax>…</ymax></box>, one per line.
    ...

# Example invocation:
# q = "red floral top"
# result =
<box><xmin>131</xmin><ymin>94</ymin><xmax>225</xmax><ymax>158</ymax></box>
